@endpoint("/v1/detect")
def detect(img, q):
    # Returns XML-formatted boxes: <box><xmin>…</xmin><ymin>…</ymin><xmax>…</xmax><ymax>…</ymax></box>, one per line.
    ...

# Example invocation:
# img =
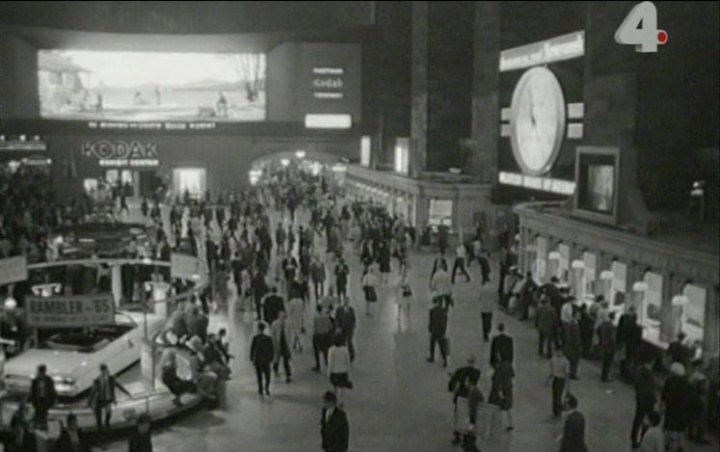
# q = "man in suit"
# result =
<box><xmin>335</xmin><ymin>298</ymin><xmax>357</xmax><ymax>362</ymax></box>
<box><xmin>597</xmin><ymin>312</ymin><xmax>617</xmax><ymax>382</ymax></box>
<box><xmin>89</xmin><ymin>363</ymin><xmax>132</xmax><ymax>429</ymax></box>
<box><xmin>250</xmin><ymin>322</ymin><xmax>274</xmax><ymax>396</ymax></box>
<box><xmin>490</xmin><ymin>323</ymin><xmax>514</xmax><ymax>369</ymax></box>
<box><xmin>536</xmin><ymin>298</ymin><xmax>559</xmax><ymax>358</ymax></box>
<box><xmin>427</xmin><ymin>298</ymin><xmax>449</xmax><ymax>367</ymax></box>
<box><xmin>321</xmin><ymin>391</ymin><xmax>349</xmax><ymax>452</ymax></box>
<box><xmin>29</xmin><ymin>364</ymin><xmax>57</xmax><ymax>430</ymax></box>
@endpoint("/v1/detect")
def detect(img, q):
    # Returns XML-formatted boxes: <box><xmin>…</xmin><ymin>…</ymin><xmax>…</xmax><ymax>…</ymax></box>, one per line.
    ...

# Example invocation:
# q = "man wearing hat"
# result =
<box><xmin>321</xmin><ymin>391</ymin><xmax>349</xmax><ymax>452</ymax></box>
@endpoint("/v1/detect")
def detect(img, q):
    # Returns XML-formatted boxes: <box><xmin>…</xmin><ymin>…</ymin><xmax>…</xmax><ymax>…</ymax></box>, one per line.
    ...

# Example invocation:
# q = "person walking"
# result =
<box><xmin>490</xmin><ymin>323</ymin><xmax>514</xmax><ymax>369</ymax></box>
<box><xmin>29</xmin><ymin>364</ymin><xmax>56</xmax><ymax>430</ymax></box>
<box><xmin>489</xmin><ymin>356</ymin><xmax>515</xmax><ymax>432</ymax></box>
<box><xmin>448</xmin><ymin>356</ymin><xmax>481</xmax><ymax>446</ymax></box>
<box><xmin>631</xmin><ymin>354</ymin><xmax>659</xmax><ymax>448</ymax></box>
<box><xmin>88</xmin><ymin>363</ymin><xmax>132</xmax><ymax>430</ymax></box>
<box><xmin>128</xmin><ymin>413</ymin><xmax>154</xmax><ymax>452</ymax></box>
<box><xmin>396</xmin><ymin>270</ymin><xmax>412</xmax><ymax>330</ymax></box>
<box><xmin>478</xmin><ymin>292</ymin><xmax>495</xmax><ymax>343</ymax></box>
<box><xmin>262</xmin><ymin>287</ymin><xmax>285</xmax><ymax>326</ymax></box>
<box><xmin>687</xmin><ymin>358</ymin><xmax>711</xmax><ymax>445</ymax></box>
<box><xmin>320</xmin><ymin>391</ymin><xmax>350</xmax><ymax>452</ymax></box>
<box><xmin>547</xmin><ymin>348</ymin><xmax>571</xmax><ymax>418</ymax></box>
<box><xmin>558</xmin><ymin>395</ymin><xmax>587</xmax><ymax>452</ymax></box>
<box><xmin>335</xmin><ymin>257</ymin><xmax>350</xmax><ymax>302</ymax></box>
<box><xmin>451</xmin><ymin>241</ymin><xmax>471</xmax><ymax>284</ymax></box>
<box><xmin>361</xmin><ymin>265</ymin><xmax>380</xmax><ymax>317</ymax></box>
<box><xmin>562</xmin><ymin>306</ymin><xmax>582</xmax><ymax>380</ymax></box>
<box><xmin>287</xmin><ymin>294</ymin><xmax>305</xmax><ymax>353</ymax></box>
<box><xmin>328</xmin><ymin>335</ymin><xmax>353</xmax><ymax>403</ymax></box>
<box><xmin>270</xmin><ymin>310</ymin><xmax>293</xmax><ymax>383</ymax></box>
<box><xmin>310</xmin><ymin>254</ymin><xmax>327</xmax><ymax>301</ymax></box>
<box><xmin>536</xmin><ymin>298</ymin><xmax>559</xmax><ymax>358</ymax></box>
<box><xmin>312</xmin><ymin>305</ymin><xmax>335</xmax><ymax>372</ymax></box>
<box><xmin>662</xmin><ymin>363</ymin><xmax>691</xmax><ymax>451</ymax></box>
<box><xmin>427</xmin><ymin>298</ymin><xmax>449</xmax><ymax>367</ymax></box>
<box><xmin>430</xmin><ymin>262</ymin><xmax>453</xmax><ymax>310</ymax></box>
<box><xmin>250</xmin><ymin>322</ymin><xmax>274</xmax><ymax>396</ymax></box>
<box><xmin>55</xmin><ymin>413</ymin><xmax>90</xmax><ymax>452</ymax></box>
<box><xmin>597</xmin><ymin>311</ymin><xmax>617</xmax><ymax>382</ymax></box>
<box><xmin>639</xmin><ymin>411</ymin><xmax>665</xmax><ymax>452</ymax></box>
<box><xmin>462</xmin><ymin>372</ymin><xmax>484</xmax><ymax>452</ymax></box>
<box><xmin>335</xmin><ymin>298</ymin><xmax>357</xmax><ymax>362</ymax></box>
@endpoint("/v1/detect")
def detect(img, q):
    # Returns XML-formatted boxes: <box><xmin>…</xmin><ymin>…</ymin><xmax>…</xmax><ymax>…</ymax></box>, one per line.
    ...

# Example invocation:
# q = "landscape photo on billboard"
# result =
<box><xmin>38</xmin><ymin>50</ymin><xmax>266</xmax><ymax>122</ymax></box>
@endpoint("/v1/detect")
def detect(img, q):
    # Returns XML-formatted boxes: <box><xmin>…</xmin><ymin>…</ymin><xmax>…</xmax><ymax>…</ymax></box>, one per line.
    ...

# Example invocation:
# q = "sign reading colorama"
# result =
<box><xmin>26</xmin><ymin>294</ymin><xmax>115</xmax><ymax>328</ymax></box>
<box><xmin>82</xmin><ymin>140</ymin><xmax>159</xmax><ymax>167</ymax></box>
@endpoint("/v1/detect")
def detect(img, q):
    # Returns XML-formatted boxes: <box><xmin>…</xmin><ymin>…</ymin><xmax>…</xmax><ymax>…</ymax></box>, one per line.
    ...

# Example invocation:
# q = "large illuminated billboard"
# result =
<box><xmin>38</xmin><ymin>50</ymin><xmax>266</xmax><ymax>122</ymax></box>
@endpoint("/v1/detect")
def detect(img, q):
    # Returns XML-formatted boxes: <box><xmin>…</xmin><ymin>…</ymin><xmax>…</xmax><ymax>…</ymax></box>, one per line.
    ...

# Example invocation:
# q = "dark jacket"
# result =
<box><xmin>128</xmin><ymin>429</ymin><xmax>153</xmax><ymax>452</ymax></box>
<box><xmin>597</xmin><ymin>321</ymin><xmax>617</xmax><ymax>354</ymax></box>
<box><xmin>335</xmin><ymin>306</ymin><xmax>357</xmax><ymax>334</ymax></box>
<box><xmin>250</xmin><ymin>333</ymin><xmax>274</xmax><ymax>366</ymax></box>
<box><xmin>55</xmin><ymin>428</ymin><xmax>90</xmax><ymax>452</ymax></box>
<box><xmin>490</xmin><ymin>334</ymin><xmax>514</xmax><ymax>367</ymax></box>
<box><xmin>89</xmin><ymin>374</ymin><xmax>131</xmax><ymax>407</ymax></box>
<box><xmin>321</xmin><ymin>407</ymin><xmax>349</xmax><ymax>452</ymax></box>
<box><xmin>263</xmin><ymin>294</ymin><xmax>285</xmax><ymax>325</ymax></box>
<box><xmin>428</xmin><ymin>305</ymin><xmax>448</xmax><ymax>337</ymax></box>
<box><xmin>29</xmin><ymin>374</ymin><xmax>57</xmax><ymax>409</ymax></box>
<box><xmin>559</xmin><ymin>411</ymin><xmax>587</xmax><ymax>452</ymax></box>
<box><xmin>536</xmin><ymin>304</ymin><xmax>559</xmax><ymax>335</ymax></box>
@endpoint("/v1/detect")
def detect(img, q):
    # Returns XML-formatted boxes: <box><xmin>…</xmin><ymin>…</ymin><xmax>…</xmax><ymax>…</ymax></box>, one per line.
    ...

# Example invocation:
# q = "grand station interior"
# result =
<box><xmin>0</xmin><ymin>2</ymin><xmax>718</xmax><ymax>452</ymax></box>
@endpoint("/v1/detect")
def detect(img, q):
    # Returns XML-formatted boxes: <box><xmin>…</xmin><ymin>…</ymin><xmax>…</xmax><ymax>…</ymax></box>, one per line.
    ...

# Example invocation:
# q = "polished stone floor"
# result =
<box><xmin>104</xmin><ymin>204</ymin><xmax>717</xmax><ymax>452</ymax></box>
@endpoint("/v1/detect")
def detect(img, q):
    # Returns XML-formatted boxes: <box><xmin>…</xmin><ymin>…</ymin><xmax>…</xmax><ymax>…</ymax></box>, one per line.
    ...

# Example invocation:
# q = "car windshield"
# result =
<box><xmin>40</xmin><ymin>324</ymin><xmax>134</xmax><ymax>353</ymax></box>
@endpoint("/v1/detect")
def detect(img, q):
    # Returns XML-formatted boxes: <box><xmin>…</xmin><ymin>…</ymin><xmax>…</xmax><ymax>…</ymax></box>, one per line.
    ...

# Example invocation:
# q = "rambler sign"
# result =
<box><xmin>26</xmin><ymin>294</ymin><xmax>115</xmax><ymax>328</ymax></box>
<box><xmin>82</xmin><ymin>140</ymin><xmax>159</xmax><ymax>167</ymax></box>
<box><xmin>499</xmin><ymin>31</ymin><xmax>585</xmax><ymax>72</ymax></box>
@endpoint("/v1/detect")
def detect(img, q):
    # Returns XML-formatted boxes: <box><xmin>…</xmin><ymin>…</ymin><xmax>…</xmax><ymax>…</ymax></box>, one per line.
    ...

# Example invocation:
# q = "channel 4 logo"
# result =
<box><xmin>615</xmin><ymin>1</ymin><xmax>668</xmax><ymax>53</ymax></box>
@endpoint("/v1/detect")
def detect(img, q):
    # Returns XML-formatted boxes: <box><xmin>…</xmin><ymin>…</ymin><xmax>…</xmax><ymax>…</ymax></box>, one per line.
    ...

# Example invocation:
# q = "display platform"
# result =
<box><xmin>0</xmin><ymin>344</ymin><xmax>207</xmax><ymax>434</ymax></box>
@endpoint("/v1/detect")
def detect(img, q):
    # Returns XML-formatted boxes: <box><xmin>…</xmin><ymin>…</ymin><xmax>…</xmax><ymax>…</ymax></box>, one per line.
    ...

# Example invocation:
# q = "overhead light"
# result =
<box><xmin>19</xmin><ymin>135</ymin><xmax>27</xmax><ymax>142</ymax></box>
<box><xmin>632</xmin><ymin>281</ymin><xmax>649</xmax><ymax>292</ymax></box>
<box><xmin>671</xmin><ymin>295</ymin><xmax>689</xmax><ymax>306</ymax></box>
<box><xmin>571</xmin><ymin>260</ymin><xmax>585</xmax><ymax>269</ymax></box>
<box><xmin>280</xmin><ymin>159</ymin><xmax>290</xmax><ymax>167</ymax></box>
<box><xmin>304</xmin><ymin>114</ymin><xmax>352</xmax><ymax>129</ymax></box>
<box><xmin>548</xmin><ymin>251</ymin><xmax>561</xmax><ymax>260</ymax></box>
<box><xmin>600</xmin><ymin>270</ymin><xmax>614</xmax><ymax>280</ymax></box>
<box><xmin>295</xmin><ymin>150</ymin><xmax>306</xmax><ymax>159</ymax></box>
<box><xmin>0</xmin><ymin>135</ymin><xmax>5</xmax><ymax>141</ymax></box>
<box><xmin>4</xmin><ymin>297</ymin><xmax>18</xmax><ymax>310</ymax></box>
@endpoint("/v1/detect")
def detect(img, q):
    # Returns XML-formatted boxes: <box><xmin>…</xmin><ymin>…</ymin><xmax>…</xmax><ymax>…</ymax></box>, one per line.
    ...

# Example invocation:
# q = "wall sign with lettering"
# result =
<box><xmin>82</xmin><ymin>140</ymin><xmax>159</xmax><ymax>167</ymax></box>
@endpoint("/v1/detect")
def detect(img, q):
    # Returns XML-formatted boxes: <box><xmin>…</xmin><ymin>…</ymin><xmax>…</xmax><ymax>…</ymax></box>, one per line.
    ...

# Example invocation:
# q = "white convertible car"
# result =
<box><xmin>2</xmin><ymin>311</ymin><xmax>165</xmax><ymax>398</ymax></box>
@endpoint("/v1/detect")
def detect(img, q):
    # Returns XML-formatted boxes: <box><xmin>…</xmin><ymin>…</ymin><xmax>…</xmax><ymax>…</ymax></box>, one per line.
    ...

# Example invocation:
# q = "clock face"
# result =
<box><xmin>509</xmin><ymin>67</ymin><xmax>566</xmax><ymax>176</ymax></box>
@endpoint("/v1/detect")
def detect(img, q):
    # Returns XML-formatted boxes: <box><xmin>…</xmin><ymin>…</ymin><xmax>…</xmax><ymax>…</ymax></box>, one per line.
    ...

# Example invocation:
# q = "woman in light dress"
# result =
<box><xmin>396</xmin><ymin>268</ymin><xmax>412</xmax><ymax>330</ymax></box>
<box><xmin>287</xmin><ymin>295</ymin><xmax>305</xmax><ymax>353</ymax></box>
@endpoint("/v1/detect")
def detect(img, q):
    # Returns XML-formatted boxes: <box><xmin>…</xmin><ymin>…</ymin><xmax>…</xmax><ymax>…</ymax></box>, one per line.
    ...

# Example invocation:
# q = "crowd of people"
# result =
<box><xmin>1</xmin><ymin>158</ymin><xmax>718</xmax><ymax>452</ymax></box>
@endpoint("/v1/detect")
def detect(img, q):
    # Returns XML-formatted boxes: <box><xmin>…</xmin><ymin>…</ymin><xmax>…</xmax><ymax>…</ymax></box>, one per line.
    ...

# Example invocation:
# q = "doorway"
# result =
<box><xmin>173</xmin><ymin>167</ymin><xmax>206</xmax><ymax>199</ymax></box>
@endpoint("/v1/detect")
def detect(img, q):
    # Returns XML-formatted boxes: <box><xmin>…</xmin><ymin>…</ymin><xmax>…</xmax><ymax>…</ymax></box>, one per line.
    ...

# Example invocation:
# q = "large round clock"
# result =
<box><xmin>509</xmin><ymin>66</ymin><xmax>566</xmax><ymax>176</ymax></box>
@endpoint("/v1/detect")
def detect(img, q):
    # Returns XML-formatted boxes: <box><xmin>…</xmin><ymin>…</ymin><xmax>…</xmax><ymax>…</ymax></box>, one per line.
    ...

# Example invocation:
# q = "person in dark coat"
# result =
<box><xmin>29</xmin><ymin>364</ymin><xmax>57</xmax><ymax>430</ymax></box>
<box><xmin>6</xmin><ymin>401</ymin><xmax>37</xmax><ymax>452</ymax></box>
<box><xmin>250</xmin><ymin>322</ymin><xmax>274</xmax><ymax>396</ymax></box>
<box><xmin>490</xmin><ymin>323</ymin><xmax>514</xmax><ymax>368</ymax></box>
<box><xmin>128</xmin><ymin>413</ymin><xmax>153</xmax><ymax>452</ymax></box>
<box><xmin>536</xmin><ymin>298</ymin><xmax>559</xmax><ymax>358</ymax></box>
<box><xmin>630</xmin><ymin>353</ymin><xmax>658</xmax><ymax>447</ymax></box>
<box><xmin>563</xmin><ymin>319</ymin><xmax>582</xmax><ymax>380</ymax></box>
<box><xmin>88</xmin><ymin>363</ymin><xmax>132</xmax><ymax>430</ymax></box>
<box><xmin>662</xmin><ymin>363</ymin><xmax>692</xmax><ymax>451</ymax></box>
<box><xmin>427</xmin><ymin>298</ymin><xmax>449</xmax><ymax>367</ymax></box>
<box><xmin>186</xmin><ymin>306</ymin><xmax>208</xmax><ymax>343</ymax></box>
<box><xmin>597</xmin><ymin>312</ymin><xmax>617</xmax><ymax>382</ymax></box>
<box><xmin>559</xmin><ymin>395</ymin><xmax>588</xmax><ymax>452</ymax></box>
<box><xmin>55</xmin><ymin>413</ymin><xmax>90</xmax><ymax>452</ymax></box>
<box><xmin>321</xmin><ymin>391</ymin><xmax>349</xmax><ymax>452</ymax></box>
<box><xmin>262</xmin><ymin>287</ymin><xmax>285</xmax><ymax>325</ymax></box>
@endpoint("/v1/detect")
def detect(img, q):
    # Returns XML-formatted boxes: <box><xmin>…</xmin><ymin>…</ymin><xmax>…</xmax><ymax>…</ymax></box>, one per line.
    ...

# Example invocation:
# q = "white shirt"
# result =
<box><xmin>640</xmin><ymin>426</ymin><xmax>665</xmax><ymax>452</ymax></box>
<box><xmin>327</xmin><ymin>345</ymin><xmax>351</xmax><ymax>375</ymax></box>
<box><xmin>455</xmin><ymin>244</ymin><xmax>466</xmax><ymax>259</ymax></box>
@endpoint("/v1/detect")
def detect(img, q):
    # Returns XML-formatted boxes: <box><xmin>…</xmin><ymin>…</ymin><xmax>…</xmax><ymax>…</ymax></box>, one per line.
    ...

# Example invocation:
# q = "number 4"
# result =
<box><xmin>615</xmin><ymin>1</ymin><xmax>668</xmax><ymax>53</ymax></box>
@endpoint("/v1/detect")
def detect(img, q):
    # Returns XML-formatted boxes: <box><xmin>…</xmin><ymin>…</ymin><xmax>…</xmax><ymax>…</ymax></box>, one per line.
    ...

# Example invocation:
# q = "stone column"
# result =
<box><xmin>468</xmin><ymin>1</ymin><xmax>501</xmax><ymax>182</ymax></box>
<box><xmin>409</xmin><ymin>1</ymin><xmax>429</xmax><ymax>177</ymax></box>
<box><xmin>111</xmin><ymin>264</ymin><xmax>123</xmax><ymax>306</ymax></box>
